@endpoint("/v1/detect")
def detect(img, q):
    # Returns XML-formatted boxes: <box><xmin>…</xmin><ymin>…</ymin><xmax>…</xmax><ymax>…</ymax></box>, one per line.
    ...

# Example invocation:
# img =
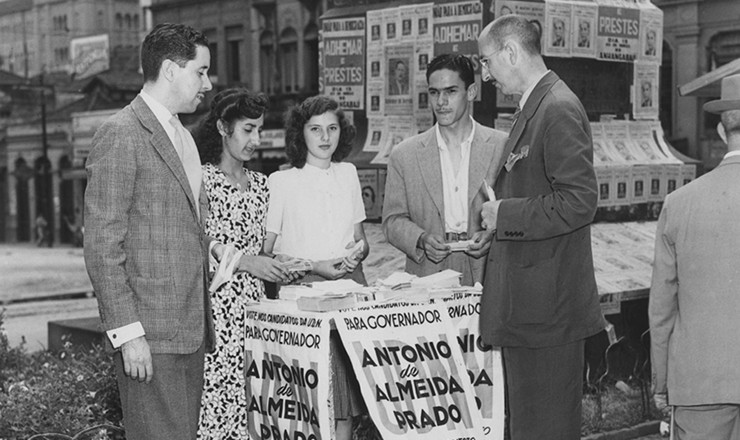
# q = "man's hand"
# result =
<box><xmin>481</xmin><ymin>200</ymin><xmax>501</xmax><ymax>232</ymax></box>
<box><xmin>653</xmin><ymin>392</ymin><xmax>669</xmax><ymax>414</ymax></box>
<box><xmin>418</xmin><ymin>233</ymin><xmax>450</xmax><ymax>263</ymax></box>
<box><xmin>211</xmin><ymin>242</ymin><xmax>226</xmax><ymax>262</ymax></box>
<box><xmin>121</xmin><ymin>336</ymin><xmax>153</xmax><ymax>383</ymax></box>
<box><xmin>465</xmin><ymin>229</ymin><xmax>495</xmax><ymax>258</ymax></box>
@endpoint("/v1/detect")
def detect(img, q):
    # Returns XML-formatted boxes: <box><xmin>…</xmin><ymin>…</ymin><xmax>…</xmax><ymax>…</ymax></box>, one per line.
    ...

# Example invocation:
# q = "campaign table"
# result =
<box><xmin>244</xmin><ymin>293</ymin><xmax>505</xmax><ymax>440</ymax></box>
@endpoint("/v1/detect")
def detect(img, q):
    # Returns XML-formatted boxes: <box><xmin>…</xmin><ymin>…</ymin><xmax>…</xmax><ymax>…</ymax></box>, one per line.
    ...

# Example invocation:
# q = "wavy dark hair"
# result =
<box><xmin>426</xmin><ymin>54</ymin><xmax>476</xmax><ymax>88</ymax></box>
<box><xmin>141</xmin><ymin>23</ymin><xmax>209</xmax><ymax>83</ymax></box>
<box><xmin>284</xmin><ymin>95</ymin><xmax>356</xmax><ymax>168</ymax></box>
<box><xmin>193</xmin><ymin>88</ymin><xmax>269</xmax><ymax>165</ymax></box>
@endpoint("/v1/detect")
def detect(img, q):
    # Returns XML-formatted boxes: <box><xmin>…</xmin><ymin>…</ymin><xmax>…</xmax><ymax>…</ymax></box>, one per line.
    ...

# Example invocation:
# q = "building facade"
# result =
<box><xmin>0</xmin><ymin>0</ymin><xmax>141</xmax><ymax>78</ymax></box>
<box><xmin>655</xmin><ymin>0</ymin><xmax>740</xmax><ymax>170</ymax></box>
<box><xmin>0</xmin><ymin>0</ymin><xmax>143</xmax><ymax>244</ymax></box>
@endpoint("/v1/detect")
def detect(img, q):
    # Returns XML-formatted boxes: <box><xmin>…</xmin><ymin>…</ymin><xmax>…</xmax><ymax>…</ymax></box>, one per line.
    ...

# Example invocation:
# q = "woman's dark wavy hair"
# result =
<box><xmin>194</xmin><ymin>88</ymin><xmax>269</xmax><ymax>165</ymax></box>
<box><xmin>284</xmin><ymin>95</ymin><xmax>356</xmax><ymax>168</ymax></box>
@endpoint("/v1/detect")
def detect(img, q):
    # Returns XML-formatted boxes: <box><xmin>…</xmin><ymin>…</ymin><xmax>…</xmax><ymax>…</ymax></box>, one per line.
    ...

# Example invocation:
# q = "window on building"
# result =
<box><xmin>115</xmin><ymin>13</ymin><xmax>122</xmax><ymax>29</ymax></box>
<box><xmin>260</xmin><ymin>31</ymin><xmax>275</xmax><ymax>94</ymax></box>
<box><xmin>279</xmin><ymin>28</ymin><xmax>298</xmax><ymax>93</ymax></box>
<box><xmin>304</xmin><ymin>23</ymin><xmax>319</xmax><ymax>93</ymax></box>
<box><xmin>125</xmin><ymin>14</ymin><xmax>131</xmax><ymax>30</ymax></box>
<box><xmin>226</xmin><ymin>26</ymin><xmax>243</xmax><ymax>84</ymax></box>
<box><xmin>203</xmin><ymin>29</ymin><xmax>217</xmax><ymax>82</ymax></box>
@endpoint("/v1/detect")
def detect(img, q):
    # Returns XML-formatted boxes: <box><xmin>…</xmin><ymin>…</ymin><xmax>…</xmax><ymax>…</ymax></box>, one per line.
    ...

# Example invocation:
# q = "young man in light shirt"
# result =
<box><xmin>382</xmin><ymin>54</ymin><xmax>507</xmax><ymax>286</ymax></box>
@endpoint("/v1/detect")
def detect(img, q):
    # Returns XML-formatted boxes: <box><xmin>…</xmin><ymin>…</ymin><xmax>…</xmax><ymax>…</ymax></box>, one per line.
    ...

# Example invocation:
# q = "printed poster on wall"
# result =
<box><xmin>385</xmin><ymin>43</ymin><xmax>415</xmax><ymax>115</ymax></box>
<box><xmin>638</xmin><ymin>6</ymin><xmax>663</xmax><ymax>63</ymax></box>
<box><xmin>322</xmin><ymin>17</ymin><xmax>366</xmax><ymax>111</ymax></box>
<box><xmin>335</xmin><ymin>303</ymin><xmax>485</xmax><ymax>440</ymax></box>
<box><xmin>244</xmin><ymin>306</ymin><xmax>332</xmax><ymax>440</ymax></box>
<box><xmin>543</xmin><ymin>1</ymin><xmax>573</xmax><ymax>57</ymax></box>
<box><xmin>633</xmin><ymin>62</ymin><xmax>659</xmax><ymax>120</ymax></box>
<box><xmin>571</xmin><ymin>1</ymin><xmax>598</xmax><ymax>59</ymax></box>
<box><xmin>438</xmin><ymin>295</ymin><xmax>505</xmax><ymax>440</ymax></box>
<box><xmin>367</xmin><ymin>9</ymin><xmax>385</xmax><ymax>117</ymax></box>
<box><xmin>595</xmin><ymin>4</ymin><xmax>640</xmax><ymax>62</ymax></box>
<box><xmin>433</xmin><ymin>1</ymin><xmax>484</xmax><ymax>100</ymax></box>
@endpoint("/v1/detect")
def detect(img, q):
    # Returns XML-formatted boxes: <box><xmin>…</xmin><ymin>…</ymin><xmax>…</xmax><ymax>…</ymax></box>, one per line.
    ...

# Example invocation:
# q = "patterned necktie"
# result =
<box><xmin>511</xmin><ymin>105</ymin><xmax>522</xmax><ymax>128</ymax></box>
<box><xmin>170</xmin><ymin>115</ymin><xmax>202</xmax><ymax>219</ymax></box>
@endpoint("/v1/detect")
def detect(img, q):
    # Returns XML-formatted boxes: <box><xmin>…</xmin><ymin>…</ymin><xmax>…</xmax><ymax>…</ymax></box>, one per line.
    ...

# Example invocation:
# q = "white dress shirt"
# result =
<box><xmin>435</xmin><ymin>117</ymin><xmax>475</xmax><ymax>234</ymax></box>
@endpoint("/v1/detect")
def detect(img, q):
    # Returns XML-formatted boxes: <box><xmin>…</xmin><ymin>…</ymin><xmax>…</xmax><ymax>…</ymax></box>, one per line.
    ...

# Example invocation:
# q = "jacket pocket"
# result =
<box><xmin>507</xmin><ymin>257</ymin><xmax>558</xmax><ymax>325</ymax></box>
<box><xmin>130</xmin><ymin>275</ymin><xmax>178</xmax><ymax>340</ymax></box>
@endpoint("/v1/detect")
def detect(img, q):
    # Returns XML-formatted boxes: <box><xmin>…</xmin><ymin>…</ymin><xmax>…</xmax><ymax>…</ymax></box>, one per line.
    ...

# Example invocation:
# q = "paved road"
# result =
<box><xmin>0</xmin><ymin>226</ymin><xmax>405</xmax><ymax>352</ymax></box>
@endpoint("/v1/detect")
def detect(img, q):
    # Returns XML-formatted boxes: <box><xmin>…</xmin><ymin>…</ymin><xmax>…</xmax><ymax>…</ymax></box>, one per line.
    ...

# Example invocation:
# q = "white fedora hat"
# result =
<box><xmin>704</xmin><ymin>73</ymin><xmax>740</xmax><ymax>114</ymax></box>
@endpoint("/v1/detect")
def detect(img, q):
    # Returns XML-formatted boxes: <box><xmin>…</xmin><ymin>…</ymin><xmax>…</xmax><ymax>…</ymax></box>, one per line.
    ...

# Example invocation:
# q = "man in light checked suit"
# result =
<box><xmin>84</xmin><ymin>23</ymin><xmax>216</xmax><ymax>440</ymax></box>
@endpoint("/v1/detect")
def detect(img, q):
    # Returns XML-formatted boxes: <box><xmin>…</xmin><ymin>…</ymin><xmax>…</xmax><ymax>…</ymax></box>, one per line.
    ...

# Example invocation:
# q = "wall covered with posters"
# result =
<box><xmin>320</xmin><ymin>0</ymin><xmax>693</xmax><ymax>220</ymax></box>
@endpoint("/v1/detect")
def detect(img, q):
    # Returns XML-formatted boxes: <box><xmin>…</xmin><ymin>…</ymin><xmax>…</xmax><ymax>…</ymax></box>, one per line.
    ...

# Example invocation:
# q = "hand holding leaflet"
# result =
<box><xmin>209</xmin><ymin>245</ymin><xmax>243</xmax><ymax>293</ymax></box>
<box><xmin>338</xmin><ymin>239</ymin><xmax>365</xmax><ymax>272</ymax></box>
<box><xmin>481</xmin><ymin>181</ymin><xmax>499</xmax><ymax>232</ymax></box>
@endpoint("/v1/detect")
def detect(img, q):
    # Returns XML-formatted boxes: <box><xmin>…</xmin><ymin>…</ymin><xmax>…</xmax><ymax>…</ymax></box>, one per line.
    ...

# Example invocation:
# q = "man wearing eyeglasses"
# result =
<box><xmin>477</xmin><ymin>14</ymin><xmax>605</xmax><ymax>440</ymax></box>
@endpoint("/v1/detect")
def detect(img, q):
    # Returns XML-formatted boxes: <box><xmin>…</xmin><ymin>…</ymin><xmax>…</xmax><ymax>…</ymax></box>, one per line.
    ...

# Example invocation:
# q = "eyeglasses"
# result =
<box><xmin>479</xmin><ymin>49</ymin><xmax>499</xmax><ymax>69</ymax></box>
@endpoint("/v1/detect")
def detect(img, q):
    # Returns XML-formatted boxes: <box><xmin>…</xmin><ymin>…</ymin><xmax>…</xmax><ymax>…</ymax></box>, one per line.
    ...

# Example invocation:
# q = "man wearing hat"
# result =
<box><xmin>649</xmin><ymin>72</ymin><xmax>740</xmax><ymax>439</ymax></box>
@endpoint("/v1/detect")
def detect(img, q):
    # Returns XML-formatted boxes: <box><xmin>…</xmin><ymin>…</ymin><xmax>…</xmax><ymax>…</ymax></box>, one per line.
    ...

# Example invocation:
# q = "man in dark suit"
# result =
<box><xmin>85</xmin><ymin>23</ymin><xmax>215</xmax><ymax>440</ymax></box>
<box><xmin>477</xmin><ymin>15</ymin><xmax>605</xmax><ymax>439</ymax></box>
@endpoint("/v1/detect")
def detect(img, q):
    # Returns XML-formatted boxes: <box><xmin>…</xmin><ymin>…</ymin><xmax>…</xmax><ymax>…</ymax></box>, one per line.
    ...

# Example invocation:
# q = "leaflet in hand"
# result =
<box><xmin>447</xmin><ymin>240</ymin><xmax>473</xmax><ymax>252</ymax></box>
<box><xmin>209</xmin><ymin>245</ymin><xmax>243</xmax><ymax>293</ymax></box>
<box><xmin>285</xmin><ymin>258</ymin><xmax>313</xmax><ymax>273</ymax></box>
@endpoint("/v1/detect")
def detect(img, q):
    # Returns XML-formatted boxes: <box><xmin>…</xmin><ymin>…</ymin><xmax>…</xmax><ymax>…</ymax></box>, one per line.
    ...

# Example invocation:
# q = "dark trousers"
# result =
<box><xmin>114</xmin><ymin>343</ymin><xmax>205</xmax><ymax>440</ymax></box>
<box><xmin>502</xmin><ymin>339</ymin><xmax>585</xmax><ymax>440</ymax></box>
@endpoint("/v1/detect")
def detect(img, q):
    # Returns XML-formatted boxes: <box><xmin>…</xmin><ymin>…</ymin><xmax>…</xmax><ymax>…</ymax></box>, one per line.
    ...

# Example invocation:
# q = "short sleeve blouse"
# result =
<box><xmin>266</xmin><ymin>162</ymin><xmax>365</xmax><ymax>261</ymax></box>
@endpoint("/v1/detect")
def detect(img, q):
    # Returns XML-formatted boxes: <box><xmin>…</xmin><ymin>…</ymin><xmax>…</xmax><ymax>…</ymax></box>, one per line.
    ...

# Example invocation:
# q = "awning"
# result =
<box><xmin>678</xmin><ymin>57</ymin><xmax>740</xmax><ymax>97</ymax></box>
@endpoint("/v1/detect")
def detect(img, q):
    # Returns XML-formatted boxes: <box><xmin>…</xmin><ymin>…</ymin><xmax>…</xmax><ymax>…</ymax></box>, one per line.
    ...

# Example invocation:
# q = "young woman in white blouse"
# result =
<box><xmin>264</xmin><ymin>95</ymin><xmax>370</xmax><ymax>440</ymax></box>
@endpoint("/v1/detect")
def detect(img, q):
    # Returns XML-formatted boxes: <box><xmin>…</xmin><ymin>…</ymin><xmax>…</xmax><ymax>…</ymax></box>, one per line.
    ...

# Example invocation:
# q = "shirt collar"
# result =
<box><xmin>519</xmin><ymin>70</ymin><xmax>551</xmax><ymax>110</ymax></box>
<box><xmin>435</xmin><ymin>116</ymin><xmax>476</xmax><ymax>151</ymax></box>
<box><xmin>724</xmin><ymin>150</ymin><xmax>740</xmax><ymax>159</ymax></box>
<box><xmin>139</xmin><ymin>90</ymin><xmax>177</xmax><ymax>134</ymax></box>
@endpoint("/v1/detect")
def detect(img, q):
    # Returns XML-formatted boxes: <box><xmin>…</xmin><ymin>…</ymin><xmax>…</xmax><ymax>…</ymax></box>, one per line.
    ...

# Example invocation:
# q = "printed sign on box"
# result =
<box><xmin>335</xmin><ymin>302</ymin><xmax>485</xmax><ymax>440</ymax></box>
<box><xmin>244</xmin><ymin>308</ymin><xmax>332</xmax><ymax>440</ymax></box>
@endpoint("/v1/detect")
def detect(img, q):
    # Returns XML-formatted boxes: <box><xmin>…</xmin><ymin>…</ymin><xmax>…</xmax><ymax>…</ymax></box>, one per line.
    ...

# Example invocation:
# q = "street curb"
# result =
<box><xmin>583</xmin><ymin>420</ymin><xmax>661</xmax><ymax>440</ymax></box>
<box><xmin>0</xmin><ymin>289</ymin><xmax>95</xmax><ymax>306</ymax></box>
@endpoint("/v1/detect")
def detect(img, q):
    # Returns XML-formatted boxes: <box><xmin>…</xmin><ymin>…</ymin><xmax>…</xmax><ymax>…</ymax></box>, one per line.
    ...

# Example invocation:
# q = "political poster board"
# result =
<box><xmin>244</xmin><ymin>307</ymin><xmax>333</xmax><ymax>440</ymax></box>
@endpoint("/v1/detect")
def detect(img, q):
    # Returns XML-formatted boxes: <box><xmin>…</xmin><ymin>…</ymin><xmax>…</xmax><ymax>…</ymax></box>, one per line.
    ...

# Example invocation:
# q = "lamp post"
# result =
<box><xmin>34</xmin><ymin>72</ymin><xmax>53</xmax><ymax>246</ymax></box>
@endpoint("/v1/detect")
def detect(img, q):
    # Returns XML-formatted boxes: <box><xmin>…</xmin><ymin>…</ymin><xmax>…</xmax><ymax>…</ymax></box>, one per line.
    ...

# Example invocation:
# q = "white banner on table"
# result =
<box><xmin>439</xmin><ymin>295</ymin><xmax>505</xmax><ymax>440</ymax></box>
<box><xmin>335</xmin><ymin>303</ymin><xmax>485</xmax><ymax>440</ymax></box>
<box><xmin>245</xmin><ymin>307</ymin><xmax>332</xmax><ymax>440</ymax></box>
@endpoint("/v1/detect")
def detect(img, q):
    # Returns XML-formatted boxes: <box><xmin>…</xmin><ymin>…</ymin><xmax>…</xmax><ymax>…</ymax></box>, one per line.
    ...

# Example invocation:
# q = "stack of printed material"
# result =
<box><xmin>285</xmin><ymin>279</ymin><xmax>368</xmax><ymax>312</ymax></box>
<box><xmin>372</xmin><ymin>270</ymin><xmax>463</xmax><ymax>302</ymax></box>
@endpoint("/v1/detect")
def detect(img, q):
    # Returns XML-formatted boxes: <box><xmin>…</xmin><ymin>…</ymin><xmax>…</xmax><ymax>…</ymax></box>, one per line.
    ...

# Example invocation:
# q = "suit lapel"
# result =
<box><xmin>468</xmin><ymin>123</ymin><xmax>497</xmax><ymax>205</ymax></box>
<box><xmin>131</xmin><ymin>96</ymin><xmax>200</xmax><ymax>224</ymax></box>
<box><xmin>496</xmin><ymin>71</ymin><xmax>559</xmax><ymax>177</ymax></box>
<box><xmin>416</xmin><ymin>129</ymin><xmax>444</xmax><ymax>217</ymax></box>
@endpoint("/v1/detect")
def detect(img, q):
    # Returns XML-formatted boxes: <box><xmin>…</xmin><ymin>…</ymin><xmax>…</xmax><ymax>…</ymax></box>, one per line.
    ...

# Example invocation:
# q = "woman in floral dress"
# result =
<box><xmin>194</xmin><ymin>88</ymin><xmax>292</xmax><ymax>439</ymax></box>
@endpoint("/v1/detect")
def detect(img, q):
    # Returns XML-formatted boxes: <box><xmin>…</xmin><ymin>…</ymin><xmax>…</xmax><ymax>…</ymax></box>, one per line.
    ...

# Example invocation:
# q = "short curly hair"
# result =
<box><xmin>284</xmin><ymin>95</ymin><xmax>356</xmax><ymax>168</ymax></box>
<box><xmin>194</xmin><ymin>88</ymin><xmax>269</xmax><ymax>165</ymax></box>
